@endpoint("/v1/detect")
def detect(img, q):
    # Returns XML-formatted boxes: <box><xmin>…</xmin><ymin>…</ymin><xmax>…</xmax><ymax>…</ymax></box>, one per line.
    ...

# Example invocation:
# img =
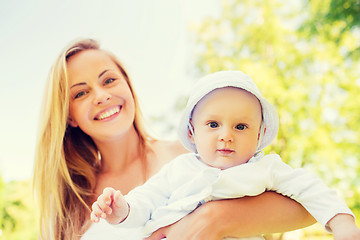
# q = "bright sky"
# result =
<box><xmin>0</xmin><ymin>0</ymin><xmax>220</xmax><ymax>182</ymax></box>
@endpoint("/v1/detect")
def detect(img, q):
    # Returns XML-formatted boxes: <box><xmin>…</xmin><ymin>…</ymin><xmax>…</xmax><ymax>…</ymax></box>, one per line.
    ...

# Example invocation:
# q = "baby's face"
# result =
<box><xmin>190</xmin><ymin>87</ymin><xmax>262</xmax><ymax>169</ymax></box>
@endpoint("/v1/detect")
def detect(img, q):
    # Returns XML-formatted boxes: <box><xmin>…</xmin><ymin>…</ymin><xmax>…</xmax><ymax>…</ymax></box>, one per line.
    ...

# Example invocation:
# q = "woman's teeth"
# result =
<box><xmin>96</xmin><ymin>106</ymin><xmax>120</xmax><ymax>120</ymax></box>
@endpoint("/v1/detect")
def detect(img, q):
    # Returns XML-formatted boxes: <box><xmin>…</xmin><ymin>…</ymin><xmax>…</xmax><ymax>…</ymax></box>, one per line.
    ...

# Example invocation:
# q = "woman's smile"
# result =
<box><xmin>94</xmin><ymin>105</ymin><xmax>122</xmax><ymax>121</ymax></box>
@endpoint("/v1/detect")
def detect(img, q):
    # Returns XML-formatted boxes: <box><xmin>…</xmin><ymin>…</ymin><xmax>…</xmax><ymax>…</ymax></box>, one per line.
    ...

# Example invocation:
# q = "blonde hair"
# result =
<box><xmin>33</xmin><ymin>39</ymin><xmax>152</xmax><ymax>239</ymax></box>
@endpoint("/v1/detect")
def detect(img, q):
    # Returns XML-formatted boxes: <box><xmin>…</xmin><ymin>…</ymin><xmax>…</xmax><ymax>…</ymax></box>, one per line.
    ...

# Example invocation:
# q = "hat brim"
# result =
<box><xmin>178</xmin><ymin>71</ymin><xmax>279</xmax><ymax>153</ymax></box>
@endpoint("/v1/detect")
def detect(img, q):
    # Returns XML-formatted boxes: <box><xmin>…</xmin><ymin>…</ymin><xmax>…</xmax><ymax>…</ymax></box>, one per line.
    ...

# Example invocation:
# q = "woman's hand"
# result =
<box><xmin>144</xmin><ymin>202</ymin><xmax>224</xmax><ymax>240</ymax></box>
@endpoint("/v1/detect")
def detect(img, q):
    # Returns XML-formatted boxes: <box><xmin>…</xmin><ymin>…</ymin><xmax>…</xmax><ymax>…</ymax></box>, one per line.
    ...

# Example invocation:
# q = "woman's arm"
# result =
<box><xmin>211</xmin><ymin>192</ymin><xmax>316</xmax><ymax>238</ymax></box>
<box><xmin>146</xmin><ymin>191</ymin><xmax>316</xmax><ymax>240</ymax></box>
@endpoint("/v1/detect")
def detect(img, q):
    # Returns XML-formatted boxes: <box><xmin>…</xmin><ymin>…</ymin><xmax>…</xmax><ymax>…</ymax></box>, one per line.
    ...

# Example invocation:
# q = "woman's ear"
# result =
<box><xmin>68</xmin><ymin>115</ymin><xmax>78</xmax><ymax>128</ymax></box>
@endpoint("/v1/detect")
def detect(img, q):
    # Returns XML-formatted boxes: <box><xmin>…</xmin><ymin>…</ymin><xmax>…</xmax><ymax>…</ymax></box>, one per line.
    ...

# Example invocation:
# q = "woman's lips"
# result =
<box><xmin>94</xmin><ymin>105</ymin><xmax>122</xmax><ymax>120</ymax></box>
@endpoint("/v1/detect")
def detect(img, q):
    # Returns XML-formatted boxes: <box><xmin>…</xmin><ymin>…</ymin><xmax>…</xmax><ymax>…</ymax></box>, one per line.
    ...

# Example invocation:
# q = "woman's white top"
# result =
<box><xmin>81</xmin><ymin>219</ymin><xmax>142</xmax><ymax>240</ymax></box>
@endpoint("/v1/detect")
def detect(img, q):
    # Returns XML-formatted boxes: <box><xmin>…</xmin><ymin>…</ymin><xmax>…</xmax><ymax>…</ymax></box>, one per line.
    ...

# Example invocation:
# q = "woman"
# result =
<box><xmin>33</xmin><ymin>38</ymin><xmax>315</xmax><ymax>240</ymax></box>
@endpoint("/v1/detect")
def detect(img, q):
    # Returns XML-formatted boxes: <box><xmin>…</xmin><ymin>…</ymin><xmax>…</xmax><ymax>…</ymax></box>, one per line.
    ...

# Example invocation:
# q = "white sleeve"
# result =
<box><xmin>267</xmin><ymin>155</ymin><xmax>355</xmax><ymax>231</ymax></box>
<box><xmin>118</xmin><ymin>161</ymin><xmax>174</xmax><ymax>228</ymax></box>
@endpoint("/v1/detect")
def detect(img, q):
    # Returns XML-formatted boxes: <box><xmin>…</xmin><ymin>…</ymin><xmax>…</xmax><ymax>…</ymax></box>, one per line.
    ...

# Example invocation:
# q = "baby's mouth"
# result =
<box><xmin>94</xmin><ymin>106</ymin><xmax>122</xmax><ymax>120</ymax></box>
<box><xmin>217</xmin><ymin>148</ymin><xmax>234</xmax><ymax>155</ymax></box>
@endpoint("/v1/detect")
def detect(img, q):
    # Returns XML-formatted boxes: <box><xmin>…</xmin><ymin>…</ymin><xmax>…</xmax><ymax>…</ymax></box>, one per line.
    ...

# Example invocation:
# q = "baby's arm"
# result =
<box><xmin>328</xmin><ymin>214</ymin><xmax>360</xmax><ymax>240</ymax></box>
<box><xmin>91</xmin><ymin>187</ymin><xmax>129</xmax><ymax>225</ymax></box>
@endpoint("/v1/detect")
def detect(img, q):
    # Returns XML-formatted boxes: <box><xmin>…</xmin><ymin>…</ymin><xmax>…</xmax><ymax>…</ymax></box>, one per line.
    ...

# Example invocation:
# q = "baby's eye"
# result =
<box><xmin>235</xmin><ymin>124</ymin><xmax>247</xmax><ymax>130</ymax></box>
<box><xmin>208</xmin><ymin>122</ymin><xmax>219</xmax><ymax>128</ymax></box>
<box><xmin>104</xmin><ymin>78</ymin><xmax>116</xmax><ymax>85</ymax></box>
<box><xmin>74</xmin><ymin>91</ymin><xmax>88</xmax><ymax>99</ymax></box>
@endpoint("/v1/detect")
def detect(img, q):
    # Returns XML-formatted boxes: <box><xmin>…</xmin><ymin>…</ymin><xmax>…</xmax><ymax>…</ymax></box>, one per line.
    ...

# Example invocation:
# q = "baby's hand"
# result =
<box><xmin>90</xmin><ymin>187</ymin><xmax>129</xmax><ymax>225</ymax></box>
<box><xmin>329</xmin><ymin>214</ymin><xmax>360</xmax><ymax>240</ymax></box>
<box><xmin>333</xmin><ymin>224</ymin><xmax>360</xmax><ymax>240</ymax></box>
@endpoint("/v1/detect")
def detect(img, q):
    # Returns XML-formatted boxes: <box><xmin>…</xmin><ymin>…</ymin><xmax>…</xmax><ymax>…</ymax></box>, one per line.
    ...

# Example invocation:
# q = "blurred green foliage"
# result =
<box><xmin>188</xmin><ymin>0</ymin><xmax>360</xmax><ymax>237</ymax></box>
<box><xmin>0</xmin><ymin>176</ymin><xmax>38</xmax><ymax>239</ymax></box>
<box><xmin>301</xmin><ymin>0</ymin><xmax>360</xmax><ymax>57</ymax></box>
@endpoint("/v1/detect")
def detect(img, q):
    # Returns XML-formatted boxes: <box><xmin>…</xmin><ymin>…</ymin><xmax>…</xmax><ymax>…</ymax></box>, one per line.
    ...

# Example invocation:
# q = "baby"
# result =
<box><xmin>91</xmin><ymin>71</ymin><xmax>359</xmax><ymax>239</ymax></box>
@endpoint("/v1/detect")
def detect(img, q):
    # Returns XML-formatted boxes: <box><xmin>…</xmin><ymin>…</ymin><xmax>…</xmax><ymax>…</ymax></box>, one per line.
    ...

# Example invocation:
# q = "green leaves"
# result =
<box><xmin>301</xmin><ymin>0</ymin><xmax>360</xmax><ymax>58</ymax></box>
<box><xmin>0</xmin><ymin>177</ymin><xmax>38</xmax><ymax>239</ymax></box>
<box><xmin>190</xmin><ymin>0</ymin><xmax>360</xmax><ymax>218</ymax></box>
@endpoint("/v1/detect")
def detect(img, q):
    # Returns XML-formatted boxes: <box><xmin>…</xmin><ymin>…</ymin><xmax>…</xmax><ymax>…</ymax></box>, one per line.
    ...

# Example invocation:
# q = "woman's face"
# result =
<box><xmin>67</xmin><ymin>49</ymin><xmax>135</xmax><ymax>142</ymax></box>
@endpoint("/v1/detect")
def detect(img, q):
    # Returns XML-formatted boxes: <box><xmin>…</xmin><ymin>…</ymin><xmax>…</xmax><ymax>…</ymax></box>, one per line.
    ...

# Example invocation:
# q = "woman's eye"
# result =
<box><xmin>104</xmin><ymin>78</ymin><xmax>116</xmax><ymax>85</ymax></box>
<box><xmin>74</xmin><ymin>91</ymin><xmax>87</xmax><ymax>99</ymax></box>
<box><xmin>236</xmin><ymin>124</ymin><xmax>247</xmax><ymax>130</ymax></box>
<box><xmin>208</xmin><ymin>122</ymin><xmax>219</xmax><ymax>128</ymax></box>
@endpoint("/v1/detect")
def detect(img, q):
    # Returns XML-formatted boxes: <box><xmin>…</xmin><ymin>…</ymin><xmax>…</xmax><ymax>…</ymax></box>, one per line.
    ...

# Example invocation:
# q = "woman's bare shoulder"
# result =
<box><xmin>148</xmin><ymin>139</ymin><xmax>188</xmax><ymax>165</ymax></box>
<box><xmin>153</xmin><ymin>139</ymin><xmax>189</xmax><ymax>162</ymax></box>
<box><xmin>146</xmin><ymin>140</ymin><xmax>188</xmax><ymax>177</ymax></box>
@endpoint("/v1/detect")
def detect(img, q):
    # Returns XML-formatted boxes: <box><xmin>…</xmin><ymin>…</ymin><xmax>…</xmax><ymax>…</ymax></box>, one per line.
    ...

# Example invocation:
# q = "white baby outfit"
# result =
<box><xmin>115</xmin><ymin>152</ymin><xmax>354</xmax><ymax>239</ymax></box>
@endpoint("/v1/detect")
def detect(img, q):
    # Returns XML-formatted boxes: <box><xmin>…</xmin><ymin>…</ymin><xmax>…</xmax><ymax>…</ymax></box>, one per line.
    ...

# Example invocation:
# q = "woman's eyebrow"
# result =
<box><xmin>98</xmin><ymin>69</ymin><xmax>110</xmax><ymax>79</ymax></box>
<box><xmin>70</xmin><ymin>69</ymin><xmax>111</xmax><ymax>89</ymax></box>
<box><xmin>70</xmin><ymin>82</ymin><xmax>87</xmax><ymax>89</ymax></box>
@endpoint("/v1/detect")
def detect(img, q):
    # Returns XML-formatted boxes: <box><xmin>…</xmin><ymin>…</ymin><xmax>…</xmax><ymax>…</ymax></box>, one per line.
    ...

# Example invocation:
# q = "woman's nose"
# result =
<box><xmin>93</xmin><ymin>88</ymin><xmax>111</xmax><ymax>105</ymax></box>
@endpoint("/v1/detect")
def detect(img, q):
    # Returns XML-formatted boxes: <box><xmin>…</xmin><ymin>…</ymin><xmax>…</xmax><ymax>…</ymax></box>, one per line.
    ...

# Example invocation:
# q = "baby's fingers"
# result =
<box><xmin>90</xmin><ymin>211</ymin><xmax>100</xmax><ymax>223</ymax></box>
<box><xmin>103</xmin><ymin>187</ymin><xmax>116</xmax><ymax>202</ymax></box>
<box><xmin>91</xmin><ymin>201</ymin><xmax>106</xmax><ymax>222</ymax></box>
<box><xmin>113</xmin><ymin>190</ymin><xmax>123</xmax><ymax>206</ymax></box>
<box><xmin>96</xmin><ymin>192</ymin><xmax>114</xmax><ymax>214</ymax></box>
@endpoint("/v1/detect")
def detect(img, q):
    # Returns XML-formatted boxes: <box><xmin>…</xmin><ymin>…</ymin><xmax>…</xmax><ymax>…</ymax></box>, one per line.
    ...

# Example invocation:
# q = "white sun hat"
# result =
<box><xmin>178</xmin><ymin>70</ymin><xmax>279</xmax><ymax>153</ymax></box>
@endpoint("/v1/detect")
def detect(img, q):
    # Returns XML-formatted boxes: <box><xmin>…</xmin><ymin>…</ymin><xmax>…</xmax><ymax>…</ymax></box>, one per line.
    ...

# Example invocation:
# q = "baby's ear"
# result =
<box><xmin>68</xmin><ymin>115</ymin><xmax>78</xmax><ymax>128</ymax></box>
<box><xmin>188</xmin><ymin>122</ymin><xmax>195</xmax><ymax>144</ymax></box>
<box><xmin>257</xmin><ymin>125</ymin><xmax>267</xmax><ymax>140</ymax></box>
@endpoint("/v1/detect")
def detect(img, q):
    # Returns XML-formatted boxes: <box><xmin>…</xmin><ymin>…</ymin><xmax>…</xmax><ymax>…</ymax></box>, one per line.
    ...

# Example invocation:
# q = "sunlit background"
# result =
<box><xmin>1</xmin><ymin>0</ymin><xmax>359</xmax><ymax>239</ymax></box>
<box><xmin>0</xmin><ymin>0</ymin><xmax>220</xmax><ymax>182</ymax></box>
